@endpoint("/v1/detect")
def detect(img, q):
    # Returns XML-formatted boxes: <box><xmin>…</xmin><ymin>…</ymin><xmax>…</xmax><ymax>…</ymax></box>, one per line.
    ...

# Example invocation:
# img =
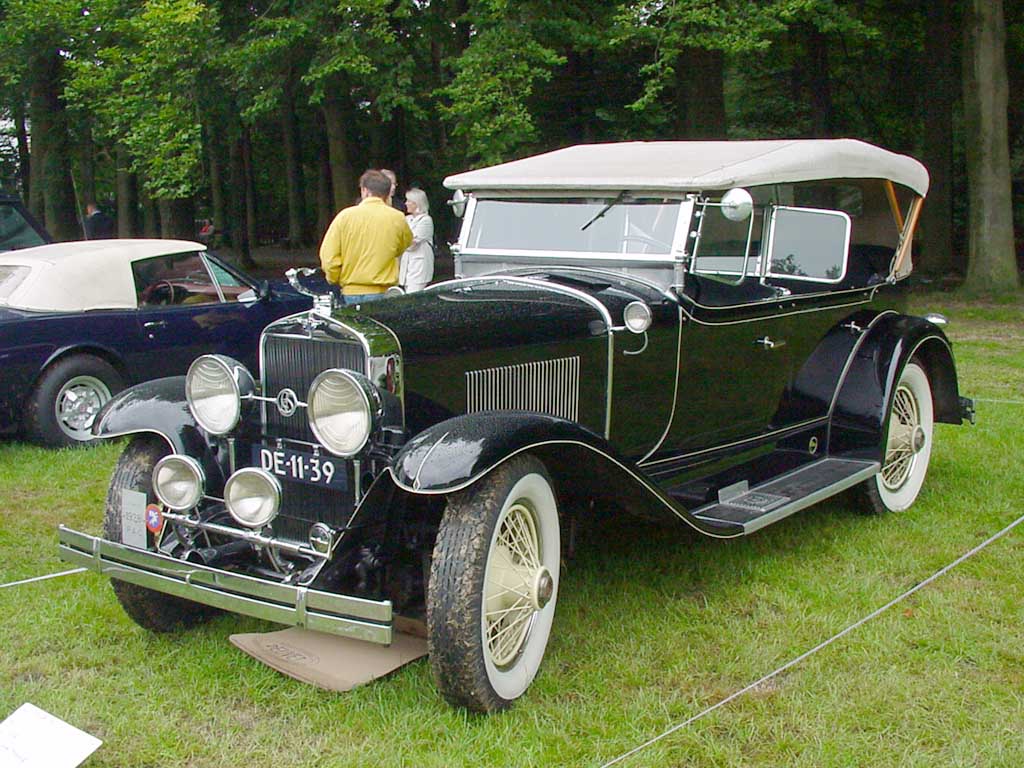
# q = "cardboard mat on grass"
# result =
<box><xmin>230</xmin><ymin>623</ymin><xmax>427</xmax><ymax>692</ymax></box>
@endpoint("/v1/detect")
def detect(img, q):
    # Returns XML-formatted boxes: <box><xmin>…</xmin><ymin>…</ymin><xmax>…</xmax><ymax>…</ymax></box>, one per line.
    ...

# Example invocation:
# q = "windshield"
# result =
<box><xmin>0</xmin><ymin>202</ymin><xmax>48</xmax><ymax>251</ymax></box>
<box><xmin>466</xmin><ymin>198</ymin><xmax>681</xmax><ymax>255</ymax></box>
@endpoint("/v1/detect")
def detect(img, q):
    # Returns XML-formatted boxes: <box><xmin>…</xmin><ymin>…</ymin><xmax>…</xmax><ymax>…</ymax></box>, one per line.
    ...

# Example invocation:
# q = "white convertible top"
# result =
<box><xmin>0</xmin><ymin>239</ymin><xmax>204</xmax><ymax>312</ymax></box>
<box><xmin>444</xmin><ymin>139</ymin><xmax>929</xmax><ymax>197</ymax></box>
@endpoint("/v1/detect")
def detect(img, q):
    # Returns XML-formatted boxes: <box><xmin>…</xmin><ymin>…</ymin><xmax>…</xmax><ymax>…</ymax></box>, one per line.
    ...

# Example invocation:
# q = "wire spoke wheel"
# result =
<box><xmin>861</xmin><ymin>361</ymin><xmax>934</xmax><ymax>513</ymax></box>
<box><xmin>428</xmin><ymin>454</ymin><xmax>560</xmax><ymax>712</ymax></box>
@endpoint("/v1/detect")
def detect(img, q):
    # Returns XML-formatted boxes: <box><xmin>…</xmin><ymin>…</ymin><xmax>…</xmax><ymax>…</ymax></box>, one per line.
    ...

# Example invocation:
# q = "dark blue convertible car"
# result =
<box><xmin>0</xmin><ymin>239</ymin><xmax>309</xmax><ymax>446</ymax></box>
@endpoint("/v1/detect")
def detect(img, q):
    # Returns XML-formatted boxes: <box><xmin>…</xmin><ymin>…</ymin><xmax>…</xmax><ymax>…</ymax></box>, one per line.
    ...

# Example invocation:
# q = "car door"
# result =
<box><xmin>130</xmin><ymin>251</ymin><xmax>267</xmax><ymax>377</ymax></box>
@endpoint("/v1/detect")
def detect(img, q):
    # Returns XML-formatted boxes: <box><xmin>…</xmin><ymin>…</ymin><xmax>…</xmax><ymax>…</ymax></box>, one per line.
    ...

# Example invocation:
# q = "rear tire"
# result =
<box><xmin>103</xmin><ymin>436</ymin><xmax>219</xmax><ymax>632</ymax></box>
<box><xmin>859</xmin><ymin>361</ymin><xmax>934</xmax><ymax>514</ymax></box>
<box><xmin>25</xmin><ymin>354</ymin><xmax>123</xmax><ymax>447</ymax></box>
<box><xmin>427</xmin><ymin>455</ymin><xmax>560</xmax><ymax>712</ymax></box>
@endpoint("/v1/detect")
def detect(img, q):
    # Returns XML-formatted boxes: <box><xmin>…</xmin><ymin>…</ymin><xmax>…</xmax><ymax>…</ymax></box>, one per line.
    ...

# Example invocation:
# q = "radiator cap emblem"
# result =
<box><xmin>276</xmin><ymin>388</ymin><xmax>299</xmax><ymax>417</ymax></box>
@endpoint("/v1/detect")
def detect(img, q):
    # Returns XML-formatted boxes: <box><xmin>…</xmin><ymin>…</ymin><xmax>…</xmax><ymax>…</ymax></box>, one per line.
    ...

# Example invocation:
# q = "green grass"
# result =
<box><xmin>2</xmin><ymin>291</ymin><xmax>1023</xmax><ymax>767</ymax></box>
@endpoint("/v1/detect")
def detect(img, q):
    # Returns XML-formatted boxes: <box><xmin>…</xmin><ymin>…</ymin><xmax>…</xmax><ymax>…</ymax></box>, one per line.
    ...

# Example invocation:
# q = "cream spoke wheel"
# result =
<box><xmin>860</xmin><ymin>361</ymin><xmax>934</xmax><ymax>514</ymax></box>
<box><xmin>428</xmin><ymin>454</ymin><xmax>560</xmax><ymax>712</ymax></box>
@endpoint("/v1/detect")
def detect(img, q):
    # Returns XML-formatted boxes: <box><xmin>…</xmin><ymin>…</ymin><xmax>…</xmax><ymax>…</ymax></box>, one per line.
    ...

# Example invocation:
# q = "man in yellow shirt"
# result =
<box><xmin>319</xmin><ymin>169</ymin><xmax>413</xmax><ymax>305</ymax></box>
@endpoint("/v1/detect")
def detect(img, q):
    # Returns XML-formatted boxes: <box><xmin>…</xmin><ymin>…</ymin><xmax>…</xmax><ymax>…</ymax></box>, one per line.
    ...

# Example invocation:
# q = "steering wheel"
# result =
<box><xmin>141</xmin><ymin>280</ymin><xmax>178</xmax><ymax>305</ymax></box>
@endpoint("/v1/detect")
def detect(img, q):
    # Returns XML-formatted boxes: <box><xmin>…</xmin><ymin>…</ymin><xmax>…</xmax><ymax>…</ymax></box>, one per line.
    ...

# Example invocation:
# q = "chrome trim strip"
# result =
<box><xmin>638</xmin><ymin>304</ymin><xmax>685</xmax><ymax>463</ymax></box>
<box><xmin>58</xmin><ymin>525</ymin><xmax>392</xmax><ymax>644</ymax></box>
<box><xmin>387</xmin><ymin>441</ymin><xmax>744</xmax><ymax>540</ymax></box>
<box><xmin>640</xmin><ymin>416</ymin><xmax>828</xmax><ymax>468</ymax></box>
<box><xmin>680</xmin><ymin>283</ymin><xmax>879</xmax><ymax>314</ymax></box>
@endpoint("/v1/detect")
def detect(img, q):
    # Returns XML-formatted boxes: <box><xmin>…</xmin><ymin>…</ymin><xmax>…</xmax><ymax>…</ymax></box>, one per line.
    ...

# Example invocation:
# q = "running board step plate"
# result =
<box><xmin>693</xmin><ymin>458</ymin><xmax>880</xmax><ymax>534</ymax></box>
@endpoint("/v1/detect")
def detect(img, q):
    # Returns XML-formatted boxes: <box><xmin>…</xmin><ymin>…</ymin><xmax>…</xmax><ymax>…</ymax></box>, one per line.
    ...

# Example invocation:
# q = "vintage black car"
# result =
<box><xmin>60</xmin><ymin>140</ymin><xmax>974</xmax><ymax>712</ymax></box>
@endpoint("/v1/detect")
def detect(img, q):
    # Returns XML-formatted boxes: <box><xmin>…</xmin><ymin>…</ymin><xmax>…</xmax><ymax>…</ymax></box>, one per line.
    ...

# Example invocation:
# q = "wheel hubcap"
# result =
<box><xmin>881</xmin><ymin>383</ymin><xmax>921</xmax><ymax>491</ymax></box>
<box><xmin>55</xmin><ymin>376</ymin><xmax>110</xmax><ymax>438</ymax></box>
<box><xmin>483</xmin><ymin>501</ymin><xmax>545</xmax><ymax>668</ymax></box>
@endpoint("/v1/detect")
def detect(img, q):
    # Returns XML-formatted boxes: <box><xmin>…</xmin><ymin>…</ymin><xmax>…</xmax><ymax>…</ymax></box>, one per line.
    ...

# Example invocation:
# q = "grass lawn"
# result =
<box><xmin>1</xmin><ymin>291</ymin><xmax>1022</xmax><ymax>767</ymax></box>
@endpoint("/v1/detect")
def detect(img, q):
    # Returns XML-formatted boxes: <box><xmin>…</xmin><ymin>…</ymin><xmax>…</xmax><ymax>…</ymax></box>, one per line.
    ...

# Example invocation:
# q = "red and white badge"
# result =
<box><xmin>145</xmin><ymin>504</ymin><xmax>164</xmax><ymax>534</ymax></box>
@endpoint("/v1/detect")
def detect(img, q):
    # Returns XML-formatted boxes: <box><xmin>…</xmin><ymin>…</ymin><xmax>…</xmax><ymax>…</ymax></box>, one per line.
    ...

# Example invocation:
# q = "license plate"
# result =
<box><xmin>254</xmin><ymin>446</ymin><xmax>347</xmax><ymax>489</ymax></box>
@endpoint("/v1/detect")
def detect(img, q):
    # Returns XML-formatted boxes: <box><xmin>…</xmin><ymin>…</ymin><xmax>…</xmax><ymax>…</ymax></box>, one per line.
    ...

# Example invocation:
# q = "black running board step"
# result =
<box><xmin>693</xmin><ymin>458</ymin><xmax>880</xmax><ymax>534</ymax></box>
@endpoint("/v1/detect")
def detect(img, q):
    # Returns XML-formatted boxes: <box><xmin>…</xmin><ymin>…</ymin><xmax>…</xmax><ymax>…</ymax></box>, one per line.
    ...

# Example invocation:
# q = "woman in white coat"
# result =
<box><xmin>399</xmin><ymin>188</ymin><xmax>434</xmax><ymax>293</ymax></box>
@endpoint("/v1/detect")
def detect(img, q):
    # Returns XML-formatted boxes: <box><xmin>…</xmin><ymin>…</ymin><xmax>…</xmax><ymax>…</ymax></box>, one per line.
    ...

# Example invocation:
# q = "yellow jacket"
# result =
<box><xmin>319</xmin><ymin>197</ymin><xmax>413</xmax><ymax>295</ymax></box>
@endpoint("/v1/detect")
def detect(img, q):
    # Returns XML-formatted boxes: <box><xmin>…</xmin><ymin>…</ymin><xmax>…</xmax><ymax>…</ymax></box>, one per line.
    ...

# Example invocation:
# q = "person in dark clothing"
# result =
<box><xmin>84</xmin><ymin>203</ymin><xmax>115</xmax><ymax>239</ymax></box>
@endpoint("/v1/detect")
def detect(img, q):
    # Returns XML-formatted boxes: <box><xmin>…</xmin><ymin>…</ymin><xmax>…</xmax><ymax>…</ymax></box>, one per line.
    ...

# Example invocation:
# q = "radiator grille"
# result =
<box><xmin>262</xmin><ymin>333</ymin><xmax>366</xmax><ymax>441</ymax></box>
<box><xmin>260</xmin><ymin>332</ymin><xmax>366</xmax><ymax>538</ymax></box>
<box><xmin>466</xmin><ymin>356</ymin><xmax>580</xmax><ymax>420</ymax></box>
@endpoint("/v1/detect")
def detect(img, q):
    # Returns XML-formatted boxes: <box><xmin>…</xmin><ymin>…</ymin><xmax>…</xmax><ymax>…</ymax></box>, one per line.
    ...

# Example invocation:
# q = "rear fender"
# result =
<box><xmin>830</xmin><ymin>315</ymin><xmax>962</xmax><ymax>459</ymax></box>
<box><xmin>93</xmin><ymin>376</ymin><xmax>225</xmax><ymax>489</ymax></box>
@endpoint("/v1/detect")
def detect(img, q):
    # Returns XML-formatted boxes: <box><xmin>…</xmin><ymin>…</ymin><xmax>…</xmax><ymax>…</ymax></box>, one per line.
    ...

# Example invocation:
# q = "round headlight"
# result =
<box><xmin>307</xmin><ymin>369</ymin><xmax>378</xmax><ymax>457</ymax></box>
<box><xmin>224</xmin><ymin>468</ymin><xmax>281</xmax><ymax>528</ymax></box>
<box><xmin>152</xmin><ymin>454</ymin><xmax>205</xmax><ymax>511</ymax></box>
<box><xmin>623</xmin><ymin>301</ymin><xmax>652</xmax><ymax>334</ymax></box>
<box><xmin>186</xmin><ymin>355</ymin><xmax>254</xmax><ymax>435</ymax></box>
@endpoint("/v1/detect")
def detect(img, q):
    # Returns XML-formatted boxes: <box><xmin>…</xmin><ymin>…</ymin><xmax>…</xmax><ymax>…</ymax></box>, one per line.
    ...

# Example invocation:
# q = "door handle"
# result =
<box><xmin>754</xmin><ymin>336</ymin><xmax>785</xmax><ymax>349</ymax></box>
<box><xmin>143</xmin><ymin>321</ymin><xmax>167</xmax><ymax>330</ymax></box>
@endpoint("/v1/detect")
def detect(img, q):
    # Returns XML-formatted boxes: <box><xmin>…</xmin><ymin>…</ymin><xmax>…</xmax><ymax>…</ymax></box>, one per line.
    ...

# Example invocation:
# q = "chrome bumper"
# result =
<box><xmin>58</xmin><ymin>526</ymin><xmax>392</xmax><ymax>644</ymax></box>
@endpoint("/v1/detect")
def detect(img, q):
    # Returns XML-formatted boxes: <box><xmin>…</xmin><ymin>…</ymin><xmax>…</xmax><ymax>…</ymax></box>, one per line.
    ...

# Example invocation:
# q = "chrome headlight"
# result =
<box><xmin>623</xmin><ymin>301</ymin><xmax>652</xmax><ymax>333</ymax></box>
<box><xmin>307</xmin><ymin>369</ymin><xmax>378</xmax><ymax>457</ymax></box>
<box><xmin>152</xmin><ymin>455</ymin><xmax>205</xmax><ymax>511</ymax></box>
<box><xmin>224</xmin><ymin>468</ymin><xmax>281</xmax><ymax>528</ymax></box>
<box><xmin>185</xmin><ymin>354</ymin><xmax>254</xmax><ymax>435</ymax></box>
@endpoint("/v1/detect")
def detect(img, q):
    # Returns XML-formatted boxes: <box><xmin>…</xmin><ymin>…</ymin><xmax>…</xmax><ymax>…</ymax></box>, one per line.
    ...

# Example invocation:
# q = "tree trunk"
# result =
<box><xmin>281</xmin><ymin>76</ymin><xmax>307</xmax><ymax>247</ymax></box>
<box><xmin>322</xmin><ymin>95</ymin><xmax>356</xmax><ymax>211</ymax></box>
<box><xmin>241</xmin><ymin>126</ymin><xmax>257</xmax><ymax>253</ymax></box>
<box><xmin>205</xmin><ymin>127</ymin><xmax>227</xmax><ymax>235</ymax></box>
<box><xmin>13</xmin><ymin>101</ymin><xmax>30</xmax><ymax>200</ymax></box>
<box><xmin>803</xmin><ymin>24</ymin><xmax>834</xmax><ymax>137</ymax></box>
<box><xmin>158</xmin><ymin>198</ymin><xmax>195</xmax><ymax>239</ymax></box>
<box><xmin>28</xmin><ymin>52</ymin><xmax>79</xmax><ymax>240</ymax></box>
<box><xmin>919</xmin><ymin>0</ymin><xmax>957</xmax><ymax>277</ymax></box>
<box><xmin>317</xmin><ymin>138</ymin><xmax>333</xmax><ymax>239</ymax></box>
<box><xmin>675</xmin><ymin>47</ymin><xmax>727</xmax><ymax>139</ymax></box>
<box><xmin>78</xmin><ymin>126</ymin><xmax>97</xmax><ymax>207</ymax></box>
<box><xmin>962</xmin><ymin>0</ymin><xmax>1019</xmax><ymax>292</ymax></box>
<box><xmin>140</xmin><ymin>184</ymin><xmax>161</xmax><ymax>237</ymax></box>
<box><xmin>115</xmin><ymin>144</ymin><xmax>139</xmax><ymax>238</ymax></box>
<box><xmin>228</xmin><ymin>134</ymin><xmax>254</xmax><ymax>269</ymax></box>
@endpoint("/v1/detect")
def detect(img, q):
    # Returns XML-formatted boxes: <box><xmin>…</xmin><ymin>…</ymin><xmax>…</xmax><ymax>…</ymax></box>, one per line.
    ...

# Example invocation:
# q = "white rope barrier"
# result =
<box><xmin>0</xmin><ymin>568</ymin><xmax>86</xmax><ymax>590</ymax></box>
<box><xmin>599</xmin><ymin>511</ymin><xmax>1024</xmax><ymax>767</ymax></box>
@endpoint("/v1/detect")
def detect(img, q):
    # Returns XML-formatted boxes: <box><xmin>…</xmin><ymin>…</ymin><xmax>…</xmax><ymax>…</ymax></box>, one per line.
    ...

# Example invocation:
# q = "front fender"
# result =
<box><xmin>93</xmin><ymin>376</ymin><xmax>224</xmax><ymax>488</ymax></box>
<box><xmin>390</xmin><ymin>412</ymin><xmax>613</xmax><ymax>494</ymax></box>
<box><xmin>831</xmin><ymin>314</ymin><xmax>962</xmax><ymax>458</ymax></box>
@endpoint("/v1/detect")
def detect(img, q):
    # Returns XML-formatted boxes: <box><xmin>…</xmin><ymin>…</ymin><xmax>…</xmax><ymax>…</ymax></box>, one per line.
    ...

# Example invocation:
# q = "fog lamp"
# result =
<box><xmin>152</xmin><ymin>454</ymin><xmax>205</xmax><ymax>511</ymax></box>
<box><xmin>224</xmin><ymin>468</ymin><xmax>281</xmax><ymax>528</ymax></box>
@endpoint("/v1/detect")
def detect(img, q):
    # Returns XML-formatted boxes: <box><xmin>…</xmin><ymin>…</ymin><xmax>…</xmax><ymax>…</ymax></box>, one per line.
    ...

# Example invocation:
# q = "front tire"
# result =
<box><xmin>427</xmin><ymin>454</ymin><xmax>560</xmax><ymax>712</ymax></box>
<box><xmin>860</xmin><ymin>360</ymin><xmax>934</xmax><ymax>513</ymax></box>
<box><xmin>103</xmin><ymin>436</ymin><xmax>219</xmax><ymax>632</ymax></box>
<box><xmin>25</xmin><ymin>354</ymin><xmax>123</xmax><ymax>447</ymax></box>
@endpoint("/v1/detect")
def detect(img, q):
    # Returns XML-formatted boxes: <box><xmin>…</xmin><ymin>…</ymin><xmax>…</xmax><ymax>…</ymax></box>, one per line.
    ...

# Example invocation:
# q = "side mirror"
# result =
<box><xmin>720</xmin><ymin>187</ymin><xmax>753</xmax><ymax>222</ymax></box>
<box><xmin>448</xmin><ymin>189</ymin><xmax>468</xmax><ymax>218</ymax></box>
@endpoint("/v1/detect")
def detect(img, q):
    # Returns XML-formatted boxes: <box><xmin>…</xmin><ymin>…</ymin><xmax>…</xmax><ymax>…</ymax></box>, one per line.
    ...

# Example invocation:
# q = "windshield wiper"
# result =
<box><xmin>580</xmin><ymin>190</ymin><xmax>628</xmax><ymax>231</ymax></box>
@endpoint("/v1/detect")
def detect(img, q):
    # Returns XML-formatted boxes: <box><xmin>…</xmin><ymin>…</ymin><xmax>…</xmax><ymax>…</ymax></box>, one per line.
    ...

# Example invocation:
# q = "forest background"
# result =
<box><xmin>0</xmin><ymin>0</ymin><xmax>1020</xmax><ymax>293</ymax></box>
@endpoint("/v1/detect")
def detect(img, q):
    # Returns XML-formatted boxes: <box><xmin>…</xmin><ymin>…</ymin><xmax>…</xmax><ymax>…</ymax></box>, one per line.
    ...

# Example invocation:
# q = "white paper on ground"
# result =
<box><xmin>0</xmin><ymin>703</ymin><xmax>102</xmax><ymax>768</ymax></box>
<box><xmin>121</xmin><ymin>488</ymin><xmax>147</xmax><ymax>549</ymax></box>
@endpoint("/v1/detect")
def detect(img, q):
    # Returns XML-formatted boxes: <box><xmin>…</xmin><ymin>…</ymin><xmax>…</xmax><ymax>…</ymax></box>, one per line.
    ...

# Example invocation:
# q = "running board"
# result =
<box><xmin>692</xmin><ymin>458</ymin><xmax>880</xmax><ymax>534</ymax></box>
